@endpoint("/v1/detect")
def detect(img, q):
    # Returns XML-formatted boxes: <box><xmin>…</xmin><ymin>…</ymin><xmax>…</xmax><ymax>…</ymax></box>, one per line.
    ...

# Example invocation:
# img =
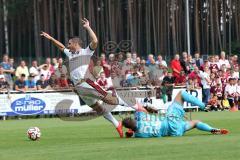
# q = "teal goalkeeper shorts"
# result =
<box><xmin>161</xmin><ymin>101</ymin><xmax>190</xmax><ymax>137</ymax></box>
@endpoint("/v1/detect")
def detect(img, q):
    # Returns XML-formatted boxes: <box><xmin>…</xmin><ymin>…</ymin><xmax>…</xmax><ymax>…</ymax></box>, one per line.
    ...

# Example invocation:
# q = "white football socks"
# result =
<box><xmin>103</xmin><ymin>112</ymin><xmax>119</xmax><ymax>128</ymax></box>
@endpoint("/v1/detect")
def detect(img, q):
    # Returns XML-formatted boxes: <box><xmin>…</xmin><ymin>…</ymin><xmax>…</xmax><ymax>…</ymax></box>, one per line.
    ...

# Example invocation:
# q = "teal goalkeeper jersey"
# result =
<box><xmin>134</xmin><ymin>112</ymin><xmax>163</xmax><ymax>138</ymax></box>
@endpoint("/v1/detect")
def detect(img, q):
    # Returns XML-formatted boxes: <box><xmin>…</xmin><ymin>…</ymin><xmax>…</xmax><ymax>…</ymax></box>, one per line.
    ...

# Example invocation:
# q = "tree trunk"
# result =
<box><xmin>3</xmin><ymin>0</ymin><xmax>9</xmax><ymax>54</ymax></box>
<box><xmin>194</xmin><ymin>0</ymin><xmax>200</xmax><ymax>52</ymax></box>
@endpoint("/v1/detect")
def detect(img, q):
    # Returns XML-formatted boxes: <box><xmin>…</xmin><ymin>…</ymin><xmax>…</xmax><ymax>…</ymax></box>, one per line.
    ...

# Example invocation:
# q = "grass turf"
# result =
<box><xmin>0</xmin><ymin>111</ymin><xmax>240</xmax><ymax>160</ymax></box>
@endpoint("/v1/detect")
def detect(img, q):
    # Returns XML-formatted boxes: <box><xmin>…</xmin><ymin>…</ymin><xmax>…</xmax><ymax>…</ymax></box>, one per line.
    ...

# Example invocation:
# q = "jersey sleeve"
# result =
<box><xmin>84</xmin><ymin>45</ymin><xmax>95</xmax><ymax>56</ymax></box>
<box><xmin>63</xmin><ymin>48</ymin><xmax>72</xmax><ymax>57</ymax></box>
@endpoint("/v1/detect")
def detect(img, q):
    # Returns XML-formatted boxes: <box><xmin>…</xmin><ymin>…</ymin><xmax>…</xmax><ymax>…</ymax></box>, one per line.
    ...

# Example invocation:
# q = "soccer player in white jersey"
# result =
<box><xmin>40</xmin><ymin>18</ymin><xmax>126</xmax><ymax>137</ymax></box>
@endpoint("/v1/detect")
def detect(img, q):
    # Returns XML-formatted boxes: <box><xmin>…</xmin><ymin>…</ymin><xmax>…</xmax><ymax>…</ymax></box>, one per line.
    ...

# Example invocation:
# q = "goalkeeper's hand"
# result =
<box><xmin>125</xmin><ymin>129</ymin><xmax>134</xmax><ymax>138</ymax></box>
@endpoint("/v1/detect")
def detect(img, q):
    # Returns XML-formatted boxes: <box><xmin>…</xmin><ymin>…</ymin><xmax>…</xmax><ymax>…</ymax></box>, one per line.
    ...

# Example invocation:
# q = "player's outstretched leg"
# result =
<box><xmin>91</xmin><ymin>102</ymin><xmax>123</xmax><ymax>138</ymax></box>
<box><xmin>185</xmin><ymin>120</ymin><xmax>229</xmax><ymax>135</ymax></box>
<box><xmin>180</xmin><ymin>91</ymin><xmax>205</xmax><ymax>109</ymax></box>
<box><xmin>103</xmin><ymin>112</ymin><xmax>123</xmax><ymax>138</ymax></box>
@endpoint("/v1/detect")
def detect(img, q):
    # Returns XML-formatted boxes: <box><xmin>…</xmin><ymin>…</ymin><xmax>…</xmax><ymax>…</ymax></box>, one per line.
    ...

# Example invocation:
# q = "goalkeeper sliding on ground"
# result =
<box><xmin>122</xmin><ymin>91</ymin><xmax>229</xmax><ymax>138</ymax></box>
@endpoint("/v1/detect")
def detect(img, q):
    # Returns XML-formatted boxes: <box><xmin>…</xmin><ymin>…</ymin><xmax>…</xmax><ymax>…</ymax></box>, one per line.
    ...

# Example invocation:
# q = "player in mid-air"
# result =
<box><xmin>41</xmin><ymin>18</ymin><xmax>128</xmax><ymax>137</ymax></box>
<box><xmin>122</xmin><ymin>90</ymin><xmax>229</xmax><ymax>138</ymax></box>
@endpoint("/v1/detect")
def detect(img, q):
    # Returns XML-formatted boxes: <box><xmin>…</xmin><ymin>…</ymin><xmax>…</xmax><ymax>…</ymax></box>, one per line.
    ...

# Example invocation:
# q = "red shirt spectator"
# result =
<box><xmin>171</xmin><ymin>54</ymin><xmax>182</xmax><ymax>78</ymax></box>
<box><xmin>97</xmin><ymin>72</ymin><xmax>108</xmax><ymax>90</ymax></box>
<box><xmin>175</xmin><ymin>71</ymin><xmax>187</xmax><ymax>85</ymax></box>
<box><xmin>57</xmin><ymin>74</ymin><xmax>69</xmax><ymax>88</ymax></box>
<box><xmin>100</xmin><ymin>53</ymin><xmax>111</xmax><ymax>78</ymax></box>
<box><xmin>200</xmin><ymin>60</ymin><xmax>209</xmax><ymax>71</ymax></box>
<box><xmin>188</xmin><ymin>66</ymin><xmax>201</xmax><ymax>85</ymax></box>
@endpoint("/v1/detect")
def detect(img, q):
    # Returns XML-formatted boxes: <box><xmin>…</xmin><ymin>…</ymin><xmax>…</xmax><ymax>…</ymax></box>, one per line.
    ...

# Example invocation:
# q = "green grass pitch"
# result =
<box><xmin>0</xmin><ymin>111</ymin><xmax>240</xmax><ymax>160</ymax></box>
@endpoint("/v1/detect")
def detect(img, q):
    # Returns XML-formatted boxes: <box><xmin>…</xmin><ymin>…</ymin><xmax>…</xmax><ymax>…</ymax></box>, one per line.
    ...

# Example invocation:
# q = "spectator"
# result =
<box><xmin>36</xmin><ymin>74</ymin><xmax>50</xmax><ymax>90</ymax></box>
<box><xmin>219</xmin><ymin>51</ymin><xmax>230</xmax><ymax>69</ymax></box>
<box><xmin>117</xmin><ymin>52</ymin><xmax>124</xmax><ymax>65</ymax></box>
<box><xmin>237</xmin><ymin>79</ymin><xmax>240</xmax><ymax>109</ymax></box>
<box><xmin>138</xmin><ymin>59</ymin><xmax>148</xmax><ymax>75</ymax></box>
<box><xmin>199</xmin><ymin>66</ymin><xmax>211</xmax><ymax>105</ymax></box>
<box><xmin>225</xmin><ymin>78</ymin><xmax>237</xmax><ymax>108</ymax></box>
<box><xmin>209</xmin><ymin>56</ymin><xmax>219</xmax><ymax>73</ymax></box>
<box><xmin>214</xmin><ymin>82</ymin><xmax>223</xmax><ymax>100</ymax></box>
<box><xmin>232</xmin><ymin>65</ymin><xmax>239</xmax><ymax>79</ymax></box>
<box><xmin>200</xmin><ymin>60</ymin><xmax>209</xmax><ymax>71</ymax></box>
<box><xmin>228</xmin><ymin>69</ymin><xmax>237</xmax><ymax>80</ymax></box>
<box><xmin>231</xmin><ymin>55</ymin><xmax>239</xmax><ymax>68</ymax></box>
<box><xmin>55</xmin><ymin>58</ymin><xmax>68</xmax><ymax>78</ymax></box>
<box><xmin>192</xmin><ymin>52</ymin><xmax>203</xmax><ymax>68</ymax></box>
<box><xmin>175</xmin><ymin>70</ymin><xmax>187</xmax><ymax>86</ymax></box>
<box><xmin>214</xmin><ymin>55</ymin><xmax>221</xmax><ymax>69</ymax></box>
<box><xmin>29</xmin><ymin>60</ymin><xmax>40</xmax><ymax>82</ymax></box>
<box><xmin>9</xmin><ymin>58</ymin><xmax>16</xmax><ymax>69</ymax></box>
<box><xmin>210</xmin><ymin>73</ymin><xmax>217</xmax><ymax>94</ymax></box>
<box><xmin>52</xmin><ymin>57</ymin><xmax>59</xmax><ymax>70</ymax></box>
<box><xmin>126</xmin><ymin>68</ymin><xmax>140</xmax><ymax>87</ymax></box>
<box><xmin>57</xmin><ymin>73</ymin><xmax>69</xmax><ymax>89</ymax></box>
<box><xmin>131</xmin><ymin>52</ymin><xmax>138</xmax><ymax>64</ymax></box>
<box><xmin>97</xmin><ymin>72</ymin><xmax>108</xmax><ymax>90</ymax></box>
<box><xmin>39</xmin><ymin>64</ymin><xmax>51</xmax><ymax>80</ymax></box>
<box><xmin>100</xmin><ymin>53</ymin><xmax>111</xmax><ymax>78</ymax></box>
<box><xmin>221</xmin><ymin>94</ymin><xmax>230</xmax><ymax>110</ymax></box>
<box><xmin>187</xmin><ymin>55</ymin><xmax>195</xmax><ymax>73</ymax></box>
<box><xmin>162</xmin><ymin>71</ymin><xmax>175</xmax><ymax>101</ymax></box>
<box><xmin>156</xmin><ymin>55</ymin><xmax>167</xmax><ymax>67</ymax></box>
<box><xmin>0</xmin><ymin>68</ymin><xmax>9</xmax><ymax>91</ymax></box>
<box><xmin>108</xmin><ymin>53</ymin><xmax>115</xmax><ymax>65</ymax></box>
<box><xmin>0</xmin><ymin>65</ymin><xmax>6</xmax><ymax>79</ymax></box>
<box><xmin>139</xmin><ymin>71</ymin><xmax>150</xmax><ymax>86</ymax></box>
<box><xmin>45</xmin><ymin>57</ymin><xmax>55</xmax><ymax>75</ymax></box>
<box><xmin>122</xmin><ymin>57</ymin><xmax>132</xmax><ymax>76</ymax></box>
<box><xmin>129</xmin><ymin>72</ymin><xmax>140</xmax><ymax>87</ymax></box>
<box><xmin>27</xmin><ymin>74</ymin><xmax>37</xmax><ymax>91</ymax></box>
<box><xmin>0</xmin><ymin>54</ymin><xmax>14</xmax><ymax>87</ymax></box>
<box><xmin>147</xmin><ymin>57</ymin><xmax>157</xmax><ymax>84</ymax></box>
<box><xmin>186</xmin><ymin>78</ymin><xmax>195</xmax><ymax>90</ymax></box>
<box><xmin>218</xmin><ymin>69</ymin><xmax>228</xmax><ymax>91</ymax></box>
<box><xmin>125</xmin><ymin>52</ymin><xmax>132</xmax><ymax>60</ymax></box>
<box><xmin>143</xmin><ymin>91</ymin><xmax>153</xmax><ymax>107</ymax></box>
<box><xmin>93</xmin><ymin>59</ymin><xmax>104</xmax><ymax>79</ymax></box>
<box><xmin>207</xmin><ymin>93</ymin><xmax>219</xmax><ymax>111</ymax></box>
<box><xmin>15</xmin><ymin>60</ymin><xmax>29</xmax><ymax>79</ymax></box>
<box><xmin>48</xmin><ymin>73</ymin><xmax>59</xmax><ymax>89</ymax></box>
<box><xmin>0</xmin><ymin>76</ymin><xmax>9</xmax><ymax>91</ymax></box>
<box><xmin>14</xmin><ymin>74</ymin><xmax>28</xmax><ymax>92</ymax></box>
<box><xmin>188</xmin><ymin>66</ymin><xmax>201</xmax><ymax>85</ymax></box>
<box><xmin>180</xmin><ymin>52</ymin><xmax>188</xmax><ymax>73</ymax></box>
<box><xmin>220</xmin><ymin>64</ymin><xmax>228</xmax><ymax>73</ymax></box>
<box><xmin>171</xmin><ymin>54</ymin><xmax>182</xmax><ymax>79</ymax></box>
<box><xmin>154</xmin><ymin>63</ymin><xmax>165</xmax><ymax>86</ymax></box>
<box><xmin>135</xmin><ymin>57</ymin><xmax>141</xmax><ymax>68</ymax></box>
<box><xmin>9</xmin><ymin>57</ymin><xmax>16</xmax><ymax>80</ymax></box>
<box><xmin>146</xmin><ymin>54</ymin><xmax>154</xmax><ymax>66</ymax></box>
<box><xmin>194</xmin><ymin>78</ymin><xmax>201</xmax><ymax>89</ymax></box>
<box><xmin>110</xmin><ymin>54</ymin><xmax>122</xmax><ymax>79</ymax></box>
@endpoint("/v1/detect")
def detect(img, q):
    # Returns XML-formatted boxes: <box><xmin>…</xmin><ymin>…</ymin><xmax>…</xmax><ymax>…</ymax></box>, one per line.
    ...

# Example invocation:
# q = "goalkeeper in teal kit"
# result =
<box><xmin>122</xmin><ymin>91</ymin><xmax>229</xmax><ymax>138</ymax></box>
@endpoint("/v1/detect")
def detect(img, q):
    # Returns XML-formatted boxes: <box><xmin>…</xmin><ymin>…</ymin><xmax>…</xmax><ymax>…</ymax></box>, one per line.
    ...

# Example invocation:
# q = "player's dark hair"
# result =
<box><xmin>122</xmin><ymin>117</ymin><xmax>137</xmax><ymax>132</ymax></box>
<box><xmin>69</xmin><ymin>37</ymin><xmax>83</xmax><ymax>46</ymax></box>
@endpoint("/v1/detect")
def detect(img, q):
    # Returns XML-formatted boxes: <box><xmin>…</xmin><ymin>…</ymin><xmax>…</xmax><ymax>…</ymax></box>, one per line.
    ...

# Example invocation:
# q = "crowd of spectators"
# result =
<box><xmin>0</xmin><ymin>50</ymin><xmax>239</xmax><ymax>111</ymax></box>
<box><xmin>0</xmin><ymin>54</ymin><xmax>72</xmax><ymax>92</ymax></box>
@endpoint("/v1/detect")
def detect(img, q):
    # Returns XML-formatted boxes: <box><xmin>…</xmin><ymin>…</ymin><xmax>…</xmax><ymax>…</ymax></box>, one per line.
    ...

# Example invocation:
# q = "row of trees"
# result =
<box><xmin>0</xmin><ymin>0</ymin><xmax>239</xmax><ymax>62</ymax></box>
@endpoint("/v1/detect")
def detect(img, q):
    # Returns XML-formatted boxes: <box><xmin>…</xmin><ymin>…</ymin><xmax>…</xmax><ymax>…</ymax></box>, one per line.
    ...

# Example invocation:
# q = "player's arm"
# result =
<box><xmin>145</xmin><ymin>106</ymin><xmax>158</xmax><ymax>114</ymax></box>
<box><xmin>40</xmin><ymin>31</ymin><xmax>65</xmax><ymax>52</ymax></box>
<box><xmin>82</xmin><ymin>18</ymin><xmax>98</xmax><ymax>50</ymax></box>
<box><xmin>3</xmin><ymin>68</ymin><xmax>15</xmax><ymax>74</ymax></box>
